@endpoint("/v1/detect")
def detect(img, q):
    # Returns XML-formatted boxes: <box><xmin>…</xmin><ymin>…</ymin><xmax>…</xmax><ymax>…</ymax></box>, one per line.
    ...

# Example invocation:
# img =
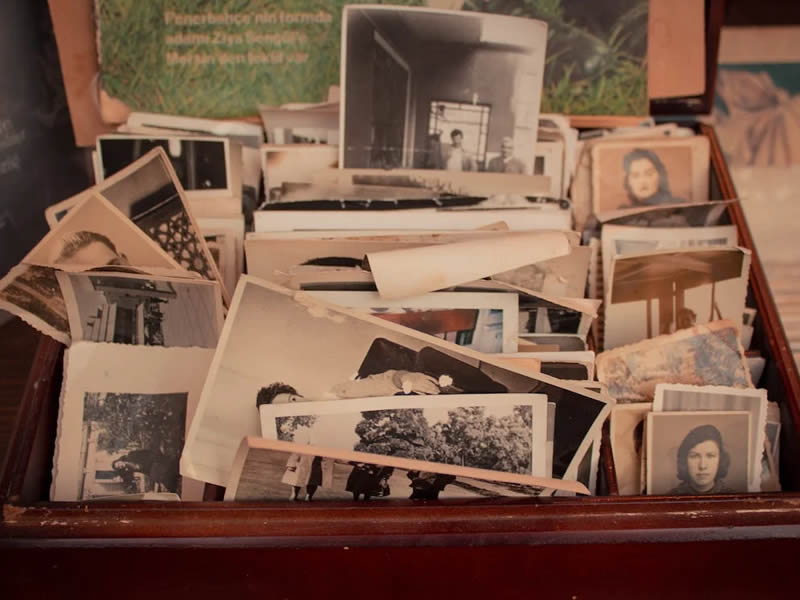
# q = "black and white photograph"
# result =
<box><xmin>0</xmin><ymin>265</ymin><xmax>71</xmax><ymax>345</ymax></box>
<box><xmin>590</xmin><ymin>137</ymin><xmax>710</xmax><ymax>215</ymax></box>
<box><xmin>534</xmin><ymin>140</ymin><xmax>565</xmax><ymax>198</ymax></box>
<box><xmin>258</xmin><ymin>394</ymin><xmax>547</xmax><ymax>477</ymax></box>
<box><xmin>76</xmin><ymin>391</ymin><xmax>186</xmax><ymax>499</ymax></box>
<box><xmin>600</xmin><ymin>224</ymin><xmax>739</xmax><ymax>290</ymax></box>
<box><xmin>646</xmin><ymin>410</ymin><xmax>750</xmax><ymax>496</ymax></box>
<box><xmin>261</xmin><ymin>144</ymin><xmax>339</xmax><ymax>203</ymax></box>
<box><xmin>97</xmin><ymin>134</ymin><xmax>234</xmax><ymax>197</ymax></box>
<box><xmin>44</xmin><ymin>149</ymin><xmax>225</xmax><ymax>287</ymax></box>
<box><xmin>610</xmin><ymin>403</ymin><xmax>652</xmax><ymax>496</ymax></box>
<box><xmin>653</xmin><ymin>383</ymin><xmax>768</xmax><ymax>491</ymax></box>
<box><xmin>518</xmin><ymin>299</ymin><xmax>595</xmax><ymax>340</ymax></box>
<box><xmin>52</xmin><ymin>342</ymin><xmax>213</xmax><ymax>501</ymax></box>
<box><xmin>341</xmin><ymin>6</ymin><xmax>546</xmax><ymax>177</ymax></box>
<box><xmin>224</xmin><ymin>437</ymin><xmax>589</xmax><ymax>502</ymax></box>
<box><xmin>596</xmin><ymin>320</ymin><xmax>752</xmax><ymax>403</ymax></box>
<box><xmin>604</xmin><ymin>247</ymin><xmax>751</xmax><ymax>350</ymax></box>
<box><xmin>198</xmin><ymin>214</ymin><xmax>245</xmax><ymax>297</ymax></box>
<box><xmin>57</xmin><ymin>271</ymin><xmax>223</xmax><ymax>348</ymax></box>
<box><xmin>306</xmin><ymin>290</ymin><xmax>519</xmax><ymax>353</ymax></box>
<box><xmin>180</xmin><ymin>276</ymin><xmax>610</xmax><ymax>488</ymax></box>
<box><xmin>493</xmin><ymin>246</ymin><xmax>592</xmax><ymax>299</ymax></box>
<box><xmin>25</xmin><ymin>192</ymin><xmax>183</xmax><ymax>272</ymax></box>
<box><xmin>507</xmin><ymin>352</ymin><xmax>595</xmax><ymax>381</ymax></box>
<box><xmin>259</xmin><ymin>102</ymin><xmax>340</xmax><ymax>146</ymax></box>
<box><xmin>518</xmin><ymin>334</ymin><xmax>587</xmax><ymax>352</ymax></box>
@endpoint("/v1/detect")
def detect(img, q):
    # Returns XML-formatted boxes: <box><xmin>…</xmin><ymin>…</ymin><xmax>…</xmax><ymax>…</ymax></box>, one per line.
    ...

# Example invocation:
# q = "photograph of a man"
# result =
<box><xmin>441</xmin><ymin>129</ymin><xmax>477</xmax><ymax>172</ymax></box>
<box><xmin>487</xmin><ymin>137</ymin><xmax>528</xmax><ymax>174</ymax></box>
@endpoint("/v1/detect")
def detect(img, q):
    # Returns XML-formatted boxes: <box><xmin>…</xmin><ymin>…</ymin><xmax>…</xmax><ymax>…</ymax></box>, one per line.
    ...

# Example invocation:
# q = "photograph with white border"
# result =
<box><xmin>341</xmin><ymin>6</ymin><xmax>546</xmax><ymax>178</ymax></box>
<box><xmin>225</xmin><ymin>437</ymin><xmax>589</xmax><ymax>502</ymax></box>
<box><xmin>653</xmin><ymin>383</ymin><xmax>767</xmax><ymax>491</ymax></box>
<box><xmin>180</xmin><ymin>276</ymin><xmax>610</xmax><ymax>487</ymax></box>
<box><xmin>258</xmin><ymin>394</ymin><xmax>547</xmax><ymax>478</ymax></box>
<box><xmin>604</xmin><ymin>247</ymin><xmax>751</xmax><ymax>350</ymax></box>
<box><xmin>305</xmin><ymin>289</ymin><xmax>518</xmax><ymax>353</ymax></box>
<box><xmin>51</xmin><ymin>342</ymin><xmax>213</xmax><ymax>501</ymax></box>
<box><xmin>646</xmin><ymin>410</ymin><xmax>750</xmax><ymax>496</ymax></box>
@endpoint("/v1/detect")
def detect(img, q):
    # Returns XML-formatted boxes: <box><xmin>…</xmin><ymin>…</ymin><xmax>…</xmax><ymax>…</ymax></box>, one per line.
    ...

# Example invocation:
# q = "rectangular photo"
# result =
<box><xmin>610</xmin><ymin>403</ymin><xmax>652</xmax><ymax>496</ymax></box>
<box><xmin>96</xmin><ymin>134</ymin><xmax>235</xmax><ymax>198</ymax></box>
<box><xmin>198</xmin><ymin>214</ymin><xmax>245</xmax><ymax>297</ymax></box>
<box><xmin>305</xmin><ymin>290</ymin><xmax>519</xmax><ymax>353</ymax></box>
<box><xmin>341</xmin><ymin>6</ymin><xmax>547</xmax><ymax>176</ymax></box>
<box><xmin>0</xmin><ymin>264</ymin><xmax>71</xmax><ymax>345</ymax></box>
<box><xmin>44</xmin><ymin>149</ymin><xmax>226</xmax><ymax>291</ymax></box>
<box><xmin>180</xmin><ymin>276</ymin><xmax>611</xmax><ymax>488</ymax></box>
<box><xmin>518</xmin><ymin>334</ymin><xmax>587</xmax><ymax>352</ymax></box>
<box><xmin>258</xmin><ymin>394</ymin><xmax>548</xmax><ymax>477</ymax></box>
<box><xmin>259</xmin><ymin>103</ymin><xmax>340</xmax><ymax>146</ymax></box>
<box><xmin>600</xmin><ymin>224</ymin><xmax>739</xmax><ymax>290</ymax></box>
<box><xmin>604</xmin><ymin>247</ymin><xmax>751</xmax><ymax>350</ymax></box>
<box><xmin>493</xmin><ymin>246</ymin><xmax>592</xmax><ymax>299</ymax></box>
<box><xmin>653</xmin><ymin>383</ymin><xmax>768</xmax><ymax>491</ymax></box>
<box><xmin>56</xmin><ymin>271</ymin><xmax>223</xmax><ymax>348</ymax></box>
<box><xmin>503</xmin><ymin>352</ymin><xmax>595</xmax><ymax>382</ymax></box>
<box><xmin>596</xmin><ymin>320</ymin><xmax>752</xmax><ymax>403</ymax></box>
<box><xmin>261</xmin><ymin>144</ymin><xmax>339</xmax><ymax>204</ymax></box>
<box><xmin>51</xmin><ymin>342</ymin><xmax>214</xmax><ymax>501</ymax></box>
<box><xmin>590</xmin><ymin>136</ymin><xmax>710</xmax><ymax>215</ymax></box>
<box><xmin>224</xmin><ymin>437</ymin><xmax>589</xmax><ymax>502</ymax></box>
<box><xmin>646</xmin><ymin>410</ymin><xmax>750</xmax><ymax>495</ymax></box>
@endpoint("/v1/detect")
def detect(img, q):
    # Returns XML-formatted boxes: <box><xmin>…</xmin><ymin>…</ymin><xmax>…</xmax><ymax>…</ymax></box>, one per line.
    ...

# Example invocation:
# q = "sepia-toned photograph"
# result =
<box><xmin>604</xmin><ymin>247</ymin><xmax>750</xmax><ymax>350</ymax></box>
<box><xmin>261</xmin><ymin>145</ymin><xmax>339</xmax><ymax>203</ymax></box>
<box><xmin>97</xmin><ymin>134</ymin><xmax>233</xmax><ymax>196</ymax></box>
<box><xmin>258</xmin><ymin>394</ymin><xmax>547</xmax><ymax>477</ymax></box>
<box><xmin>518</xmin><ymin>334</ymin><xmax>587</xmax><ymax>352</ymax></box>
<box><xmin>57</xmin><ymin>271</ymin><xmax>223</xmax><ymax>348</ymax></box>
<box><xmin>259</xmin><ymin>103</ymin><xmax>340</xmax><ymax>146</ymax></box>
<box><xmin>590</xmin><ymin>137</ymin><xmax>710</xmax><ymax>215</ymax></box>
<box><xmin>180</xmin><ymin>277</ymin><xmax>610</xmax><ymax>487</ymax></box>
<box><xmin>610</xmin><ymin>403</ymin><xmax>652</xmax><ymax>496</ymax></box>
<box><xmin>596</xmin><ymin>320</ymin><xmax>752</xmax><ymax>403</ymax></box>
<box><xmin>306</xmin><ymin>290</ymin><xmax>519</xmax><ymax>353</ymax></box>
<box><xmin>224</xmin><ymin>437</ymin><xmax>590</xmax><ymax>502</ymax></box>
<box><xmin>653</xmin><ymin>383</ymin><xmax>768</xmax><ymax>491</ymax></box>
<box><xmin>44</xmin><ymin>149</ymin><xmax>224</xmax><ymax>285</ymax></box>
<box><xmin>493</xmin><ymin>246</ymin><xmax>592</xmax><ymax>298</ymax></box>
<box><xmin>77</xmin><ymin>391</ymin><xmax>187</xmax><ymax>499</ymax></box>
<box><xmin>600</xmin><ymin>224</ymin><xmax>739</xmax><ymax>290</ymax></box>
<box><xmin>51</xmin><ymin>342</ymin><xmax>213</xmax><ymax>501</ymax></box>
<box><xmin>0</xmin><ymin>265</ymin><xmax>71</xmax><ymax>344</ymax></box>
<box><xmin>646</xmin><ymin>410</ymin><xmax>750</xmax><ymax>495</ymax></box>
<box><xmin>341</xmin><ymin>6</ymin><xmax>546</xmax><ymax>175</ymax></box>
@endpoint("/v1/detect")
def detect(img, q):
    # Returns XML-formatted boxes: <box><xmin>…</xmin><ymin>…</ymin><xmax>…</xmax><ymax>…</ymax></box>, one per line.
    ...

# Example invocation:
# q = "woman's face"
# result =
<box><xmin>627</xmin><ymin>157</ymin><xmax>660</xmax><ymax>201</ymax></box>
<box><xmin>687</xmin><ymin>439</ymin><xmax>720</xmax><ymax>492</ymax></box>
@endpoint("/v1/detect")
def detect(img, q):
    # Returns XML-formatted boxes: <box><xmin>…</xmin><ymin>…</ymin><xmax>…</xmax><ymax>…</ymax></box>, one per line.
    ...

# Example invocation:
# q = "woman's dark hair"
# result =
<box><xmin>450</xmin><ymin>129</ymin><xmax>463</xmax><ymax>140</ymax></box>
<box><xmin>622</xmin><ymin>148</ymin><xmax>671</xmax><ymax>204</ymax></box>
<box><xmin>676</xmin><ymin>424</ymin><xmax>730</xmax><ymax>483</ymax></box>
<box><xmin>257</xmin><ymin>382</ymin><xmax>299</xmax><ymax>407</ymax></box>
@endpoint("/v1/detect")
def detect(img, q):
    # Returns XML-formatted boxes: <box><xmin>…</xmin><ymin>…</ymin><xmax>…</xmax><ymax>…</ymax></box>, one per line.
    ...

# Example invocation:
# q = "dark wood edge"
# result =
<box><xmin>3</xmin><ymin>493</ymin><xmax>800</xmax><ymax>542</ymax></box>
<box><xmin>700</xmin><ymin>122</ymin><xmax>800</xmax><ymax>438</ymax></box>
<box><xmin>600</xmin><ymin>419</ymin><xmax>619</xmax><ymax>495</ymax></box>
<box><xmin>0</xmin><ymin>335</ymin><xmax>63</xmax><ymax>503</ymax></box>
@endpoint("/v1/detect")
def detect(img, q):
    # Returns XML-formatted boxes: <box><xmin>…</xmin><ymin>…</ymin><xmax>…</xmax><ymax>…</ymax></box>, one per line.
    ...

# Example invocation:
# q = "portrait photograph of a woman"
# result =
<box><xmin>646</xmin><ymin>411</ymin><xmax>750</xmax><ymax>495</ymax></box>
<box><xmin>590</xmin><ymin>137</ymin><xmax>710</xmax><ymax>215</ymax></box>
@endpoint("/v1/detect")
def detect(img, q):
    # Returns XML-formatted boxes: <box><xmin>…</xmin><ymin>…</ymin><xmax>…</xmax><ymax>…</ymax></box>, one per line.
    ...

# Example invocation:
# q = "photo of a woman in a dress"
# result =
<box><xmin>622</xmin><ymin>148</ymin><xmax>686</xmax><ymax>208</ymax></box>
<box><xmin>669</xmin><ymin>424</ymin><xmax>733</xmax><ymax>495</ymax></box>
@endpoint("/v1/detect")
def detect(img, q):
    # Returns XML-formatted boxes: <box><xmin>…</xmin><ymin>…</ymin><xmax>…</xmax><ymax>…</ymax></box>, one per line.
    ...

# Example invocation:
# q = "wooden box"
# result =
<box><xmin>3</xmin><ymin>4</ymin><xmax>800</xmax><ymax>598</ymax></box>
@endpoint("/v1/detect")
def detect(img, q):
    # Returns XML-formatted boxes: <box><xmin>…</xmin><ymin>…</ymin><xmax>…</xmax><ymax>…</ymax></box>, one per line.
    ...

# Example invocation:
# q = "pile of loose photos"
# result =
<box><xmin>0</xmin><ymin>6</ymin><xmax>780</xmax><ymax>502</ymax></box>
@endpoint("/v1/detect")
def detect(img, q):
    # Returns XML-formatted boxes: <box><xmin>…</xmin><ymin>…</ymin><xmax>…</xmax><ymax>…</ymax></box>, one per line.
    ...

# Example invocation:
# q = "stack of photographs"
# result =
<box><xmin>10</xmin><ymin>3</ymin><xmax>783</xmax><ymax>503</ymax></box>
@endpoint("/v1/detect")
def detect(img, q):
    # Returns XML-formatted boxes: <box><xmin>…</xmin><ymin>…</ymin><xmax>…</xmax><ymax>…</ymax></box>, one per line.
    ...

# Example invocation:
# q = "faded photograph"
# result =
<box><xmin>262</xmin><ymin>145</ymin><xmax>339</xmax><ymax>203</ymax></box>
<box><xmin>57</xmin><ymin>271</ymin><xmax>222</xmax><ymax>348</ymax></box>
<box><xmin>342</xmin><ymin>7</ymin><xmax>545</xmax><ymax>174</ymax></box>
<box><xmin>604</xmin><ymin>248</ymin><xmax>750</xmax><ymax>350</ymax></box>
<box><xmin>591</xmin><ymin>138</ymin><xmax>710</xmax><ymax>214</ymax></box>
<box><xmin>78</xmin><ymin>392</ymin><xmax>186</xmax><ymax>499</ymax></box>
<box><xmin>227</xmin><ymin>442</ymin><xmax>550</xmax><ymax>502</ymax></box>
<box><xmin>493</xmin><ymin>246</ymin><xmax>592</xmax><ymax>298</ymax></box>
<box><xmin>596</xmin><ymin>320</ymin><xmax>752</xmax><ymax>403</ymax></box>
<box><xmin>647</xmin><ymin>411</ymin><xmax>750</xmax><ymax>495</ymax></box>
<box><xmin>181</xmin><ymin>278</ymin><xmax>609</xmax><ymax>487</ymax></box>
<box><xmin>260</xmin><ymin>396</ymin><xmax>542</xmax><ymax>476</ymax></box>
<box><xmin>610</xmin><ymin>403</ymin><xmax>652</xmax><ymax>496</ymax></box>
